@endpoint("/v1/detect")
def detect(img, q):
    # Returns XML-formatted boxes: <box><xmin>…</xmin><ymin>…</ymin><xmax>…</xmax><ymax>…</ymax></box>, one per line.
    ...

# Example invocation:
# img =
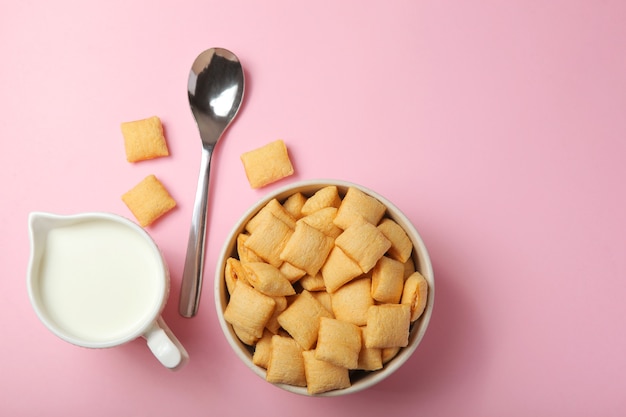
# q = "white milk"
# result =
<box><xmin>39</xmin><ymin>220</ymin><xmax>163</xmax><ymax>343</ymax></box>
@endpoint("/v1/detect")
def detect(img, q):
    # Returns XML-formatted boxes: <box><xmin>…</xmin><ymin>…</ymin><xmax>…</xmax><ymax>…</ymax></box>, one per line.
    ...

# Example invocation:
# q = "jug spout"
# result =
<box><xmin>28</xmin><ymin>212</ymin><xmax>63</xmax><ymax>257</ymax></box>
<box><xmin>29</xmin><ymin>211</ymin><xmax>105</xmax><ymax>241</ymax></box>
<box><xmin>29</xmin><ymin>212</ymin><xmax>64</xmax><ymax>238</ymax></box>
<box><xmin>28</xmin><ymin>212</ymin><xmax>94</xmax><ymax>289</ymax></box>
<box><xmin>28</xmin><ymin>212</ymin><xmax>68</xmax><ymax>294</ymax></box>
<box><xmin>28</xmin><ymin>211</ymin><xmax>120</xmax><ymax>279</ymax></box>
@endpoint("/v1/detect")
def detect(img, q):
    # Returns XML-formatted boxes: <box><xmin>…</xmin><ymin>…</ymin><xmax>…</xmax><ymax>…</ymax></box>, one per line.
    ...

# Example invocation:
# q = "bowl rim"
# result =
<box><xmin>214</xmin><ymin>178</ymin><xmax>435</xmax><ymax>396</ymax></box>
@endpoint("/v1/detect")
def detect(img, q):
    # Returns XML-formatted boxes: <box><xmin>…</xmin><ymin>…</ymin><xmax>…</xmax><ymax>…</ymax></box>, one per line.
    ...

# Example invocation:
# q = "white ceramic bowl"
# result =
<box><xmin>214</xmin><ymin>179</ymin><xmax>434</xmax><ymax>396</ymax></box>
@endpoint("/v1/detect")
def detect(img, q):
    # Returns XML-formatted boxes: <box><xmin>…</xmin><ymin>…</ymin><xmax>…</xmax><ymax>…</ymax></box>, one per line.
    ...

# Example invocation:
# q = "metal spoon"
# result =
<box><xmin>179</xmin><ymin>48</ymin><xmax>245</xmax><ymax>318</ymax></box>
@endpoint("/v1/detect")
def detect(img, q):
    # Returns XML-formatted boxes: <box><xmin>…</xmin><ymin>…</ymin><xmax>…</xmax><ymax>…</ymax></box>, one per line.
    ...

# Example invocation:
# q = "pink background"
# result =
<box><xmin>2</xmin><ymin>0</ymin><xmax>625</xmax><ymax>415</ymax></box>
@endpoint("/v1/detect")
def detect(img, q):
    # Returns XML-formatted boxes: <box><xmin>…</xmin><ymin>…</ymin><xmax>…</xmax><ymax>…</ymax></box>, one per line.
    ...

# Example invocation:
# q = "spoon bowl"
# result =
<box><xmin>179</xmin><ymin>48</ymin><xmax>245</xmax><ymax>318</ymax></box>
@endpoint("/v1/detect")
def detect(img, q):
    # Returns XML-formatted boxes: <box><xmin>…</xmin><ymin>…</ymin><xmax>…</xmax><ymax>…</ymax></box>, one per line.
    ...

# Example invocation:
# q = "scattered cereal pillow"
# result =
<box><xmin>240</xmin><ymin>139</ymin><xmax>294</xmax><ymax>188</ymax></box>
<box><xmin>121</xmin><ymin>174</ymin><xmax>176</xmax><ymax>227</ymax></box>
<box><xmin>121</xmin><ymin>116</ymin><xmax>169</xmax><ymax>162</ymax></box>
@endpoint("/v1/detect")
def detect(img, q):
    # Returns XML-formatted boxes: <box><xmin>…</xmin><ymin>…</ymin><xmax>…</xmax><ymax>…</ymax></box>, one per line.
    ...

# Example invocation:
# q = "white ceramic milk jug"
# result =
<box><xmin>27</xmin><ymin>212</ymin><xmax>188</xmax><ymax>370</ymax></box>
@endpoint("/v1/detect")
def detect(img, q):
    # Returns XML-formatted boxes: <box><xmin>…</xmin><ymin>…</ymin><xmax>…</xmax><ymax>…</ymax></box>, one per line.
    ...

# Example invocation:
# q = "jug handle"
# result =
<box><xmin>143</xmin><ymin>317</ymin><xmax>189</xmax><ymax>370</ymax></box>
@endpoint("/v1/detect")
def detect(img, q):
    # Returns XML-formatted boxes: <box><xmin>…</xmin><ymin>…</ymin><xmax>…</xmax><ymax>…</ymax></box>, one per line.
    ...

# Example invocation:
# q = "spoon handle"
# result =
<box><xmin>179</xmin><ymin>146</ymin><xmax>213</xmax><ymax>317</ymax></box>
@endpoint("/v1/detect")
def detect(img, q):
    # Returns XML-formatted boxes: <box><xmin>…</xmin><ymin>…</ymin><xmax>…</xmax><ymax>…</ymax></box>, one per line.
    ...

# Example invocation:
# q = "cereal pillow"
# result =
<box><xmin>365</xmin><ymin>304</ymin><xmax>411</xmax><ymax>349</ymax></box>
<box><xmin>121</xmin><ymin>174</ymin><xmax>176</xmax><ymax>227</ymax></box>
<box><xmin>277</xmin><ymin>290</ymin><xmax>332</xmax><ymax>350</ymax></box>
<box><xmin>302</xmin><ymin>350</ymin><xmax>351</xmax><ymax>395</ymax></box>
<box><xmin>334</xmin><ymin>218</ymin><xmax>391</xmax><ymax>273</ymax></box>
<box><xmin>315</xmin><ymin>317</ymin><xmax>362</xmax><ymax>369</ymax></box>
<box><xmin>121</xmin><ymin>116</ymin><xmax>169</xmax><ymax>162</ymax></box>
<box><xmin>266</xmin><ymin>335</ymin><xmax>307</xmax><ymax>387</ymax></box>
<box><xmin>240</xmin><ymin>140</ymin><xmax>294</xmax><ymax>188</ymax></box>
<box><xmin>224</xmin><ymin>282</ymin><xmax>276</xmax><ymax>342</ymax></box>
<box><xmin>279</xmin><ymin>221</ymin><xmax>334</xmax><ymax>276</ymax></box>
